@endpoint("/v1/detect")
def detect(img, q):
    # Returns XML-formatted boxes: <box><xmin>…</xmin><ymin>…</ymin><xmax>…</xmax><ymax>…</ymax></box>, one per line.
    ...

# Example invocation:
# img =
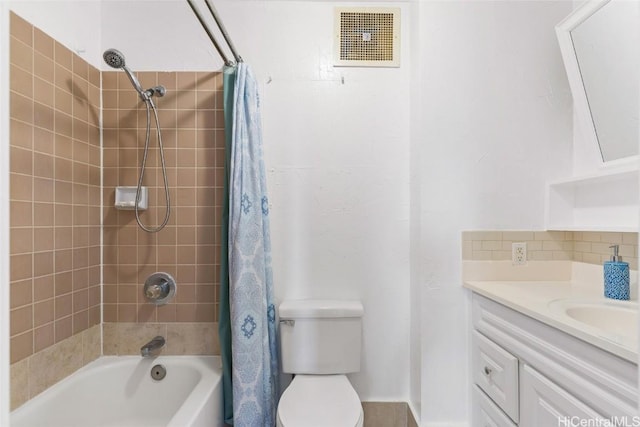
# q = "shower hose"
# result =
<box><xmin>135</xmin><ymin>97</ymin><xmax>171</xmax><ymax>233</ymax></box>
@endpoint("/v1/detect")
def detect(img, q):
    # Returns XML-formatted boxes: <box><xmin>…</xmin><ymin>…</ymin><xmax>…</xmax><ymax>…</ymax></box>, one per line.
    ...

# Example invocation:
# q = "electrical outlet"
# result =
<box><xmin>512</xmin><ymin>242</ymin><xmax>527</xmax><ymax>265</ymax></box>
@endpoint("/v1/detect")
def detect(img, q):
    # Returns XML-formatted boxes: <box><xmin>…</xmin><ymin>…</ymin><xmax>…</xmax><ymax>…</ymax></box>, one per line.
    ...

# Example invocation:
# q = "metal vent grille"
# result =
<box><xmin>334</xmin><ymin>7</ymin><xmax>400</xmax><ymax>67</ymax></box>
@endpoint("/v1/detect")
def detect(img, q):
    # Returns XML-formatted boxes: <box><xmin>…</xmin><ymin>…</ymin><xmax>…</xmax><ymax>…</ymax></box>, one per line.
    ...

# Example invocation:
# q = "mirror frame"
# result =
<box><xmin>555</xmin><ymin>0</ymin><xmax>638</xmax><ymax>167</ymax></box>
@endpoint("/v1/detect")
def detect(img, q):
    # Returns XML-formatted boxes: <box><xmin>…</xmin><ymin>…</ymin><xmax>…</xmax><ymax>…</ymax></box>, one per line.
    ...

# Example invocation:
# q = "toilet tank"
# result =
<box><xmin>279</xmin><ymin>300</ymin><xmax>364</xmax><ymax>375</ymax></box>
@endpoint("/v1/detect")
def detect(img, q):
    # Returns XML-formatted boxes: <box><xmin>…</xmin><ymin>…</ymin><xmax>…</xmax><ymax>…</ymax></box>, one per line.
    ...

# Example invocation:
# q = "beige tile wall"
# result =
<box><xmin>8</xmin><ymin>13</ymin><xmax>225</xmax><ymax>410</ymax></box>
<box><xmin>9</xmin><ymin>12</ymin><xmax>101</xmax><ymax>365</ymax></box>
<box><xmin>462</xmin><ymin>231</ymin><xmax>639</xmax><ymax>270</ymax></box>
<box><xmin>102</xmin><ymin>71</ymin><xmax>224</xmax><ymax>324</ymax></box>
<box><xmin>102</xmin><ymin>322</ymin><xmax>219</xmax><ymax>356</ymax></box>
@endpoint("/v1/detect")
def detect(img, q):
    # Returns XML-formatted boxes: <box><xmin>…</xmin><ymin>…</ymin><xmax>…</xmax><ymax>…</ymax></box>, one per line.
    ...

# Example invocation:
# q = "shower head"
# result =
<box><xmin>103</xmin><ymin>48</ymin><xmax>148</xmax><ymax>100</ymax></box>
<box><xmin>103</xmin><ymin>48</ymin><xmax>126</xmax><ymax>69</ymax></box>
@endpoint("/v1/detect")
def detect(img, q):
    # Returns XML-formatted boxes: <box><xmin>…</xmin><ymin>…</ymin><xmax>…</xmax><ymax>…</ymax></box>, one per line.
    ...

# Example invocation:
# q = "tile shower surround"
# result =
<box><xmin>9</xmin><ymin>13</ymin><xmax>101</xmax><ymax>364</ymax></box>
<box><xmin>101</xmin><ymin>69</ymin><xmax>224</xmax><ymax>326</ymax></box>
<box><xmin>9</xmin><ymin>12</ymin><xmax>224</xmax><ymax>408</ymax></box>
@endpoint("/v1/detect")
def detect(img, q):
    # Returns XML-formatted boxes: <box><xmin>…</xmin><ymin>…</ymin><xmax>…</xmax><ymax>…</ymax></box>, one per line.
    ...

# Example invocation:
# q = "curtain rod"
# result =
<box><xmin>186</xmin><ymin>0</ymin><xmax>242</xmax><ymax>66</ymax></box>
<box><xmin>204</xmin><ymin>0</ymin><xmax>242</xmax><ymax>64</ymax></box>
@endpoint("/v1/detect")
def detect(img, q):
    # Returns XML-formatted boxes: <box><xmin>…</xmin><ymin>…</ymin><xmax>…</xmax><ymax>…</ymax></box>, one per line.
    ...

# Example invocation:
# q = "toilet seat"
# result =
<box><xmin>277</xmin><ymin>375</ymin><xmax>363</xmax><ymax>427</ymax></box>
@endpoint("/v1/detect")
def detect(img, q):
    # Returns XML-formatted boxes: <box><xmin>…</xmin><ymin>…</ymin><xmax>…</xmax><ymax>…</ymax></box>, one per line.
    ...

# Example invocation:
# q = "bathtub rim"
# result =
<box><xmin>10</xmin><ymin>354</ymin><xmax>222</xmax><ymax>426</ymax></box>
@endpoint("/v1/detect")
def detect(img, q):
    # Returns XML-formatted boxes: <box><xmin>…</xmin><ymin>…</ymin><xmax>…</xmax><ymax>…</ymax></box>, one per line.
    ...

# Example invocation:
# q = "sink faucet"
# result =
<box><xmin>140</xmin><ymin>336</ymin><xmax>165</xmax><ymax>357</ymax></box>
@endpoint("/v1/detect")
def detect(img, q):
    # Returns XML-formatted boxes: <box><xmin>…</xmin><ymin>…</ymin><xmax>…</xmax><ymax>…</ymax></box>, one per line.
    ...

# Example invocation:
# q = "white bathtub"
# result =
<box><xmin>11</xmin><ymin>356</ymin><xmax>223</xmax><ymax>427</ymax></box>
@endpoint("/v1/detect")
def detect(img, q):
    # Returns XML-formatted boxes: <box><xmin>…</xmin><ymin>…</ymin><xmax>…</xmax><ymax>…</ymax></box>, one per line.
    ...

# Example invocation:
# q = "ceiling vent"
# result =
<box><xmin>334</xmin><ymin>7</ymin><xmax>400</xmax><ymax>68</ymax></box>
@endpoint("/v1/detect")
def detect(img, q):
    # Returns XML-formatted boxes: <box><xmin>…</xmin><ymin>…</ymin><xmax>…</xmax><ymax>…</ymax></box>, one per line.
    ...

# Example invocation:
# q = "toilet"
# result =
<box><xmin>277</xmin><ymin>299</ymin><xmax>364</xmax><ymax>427</ymax></box>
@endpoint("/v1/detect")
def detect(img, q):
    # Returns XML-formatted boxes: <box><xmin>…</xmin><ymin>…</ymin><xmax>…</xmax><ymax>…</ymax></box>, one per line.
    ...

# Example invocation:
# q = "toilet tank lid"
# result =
<box><xmin>279</xmin><ymin>300</ymin><xmax>364</xmax><ymax>319</ymax></box>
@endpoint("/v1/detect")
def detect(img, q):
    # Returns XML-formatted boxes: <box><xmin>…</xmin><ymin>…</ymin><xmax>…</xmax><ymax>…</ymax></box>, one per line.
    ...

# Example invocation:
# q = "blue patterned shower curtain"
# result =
<box><xmin>227</xmin><ymin>63</ymin><xmax>278</xmax><ymax>426</ymax></box>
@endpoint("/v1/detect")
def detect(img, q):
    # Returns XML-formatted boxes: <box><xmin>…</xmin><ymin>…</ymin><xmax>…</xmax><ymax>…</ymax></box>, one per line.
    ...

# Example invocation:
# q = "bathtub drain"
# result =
<box><xmin>151</xmin><ymin>364</ymin><xmax>167</xmax><ymax>381</ymax></box>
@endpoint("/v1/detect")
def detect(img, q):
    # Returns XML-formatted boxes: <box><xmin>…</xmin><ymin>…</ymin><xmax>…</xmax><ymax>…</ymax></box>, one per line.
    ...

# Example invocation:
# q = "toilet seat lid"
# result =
<box><xmin>278</xmin><ymin>375</ymin><xmax>362</xmax><ymax>427</ymax></box>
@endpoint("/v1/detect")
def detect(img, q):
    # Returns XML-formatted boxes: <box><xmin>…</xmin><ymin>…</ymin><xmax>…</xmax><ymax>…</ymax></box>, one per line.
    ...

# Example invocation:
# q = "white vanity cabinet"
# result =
<box><xmin>472</xmin><ymin>331</ymin><xmax>519</xmax><ymax>422</ymax></box>
<box><xmin>473</xmin><ymin>385</ymin><xmax>517</xmax><ymax>427</ymax></box>
<box><xmin>519</xmin><ymin>364</ymin><xmax>604</xmax><ymax>426</ymax></box>
<box><xmin>471</xmin><ymin>293</ymin><xmax>637</xmax><ymax>426</ymax></box>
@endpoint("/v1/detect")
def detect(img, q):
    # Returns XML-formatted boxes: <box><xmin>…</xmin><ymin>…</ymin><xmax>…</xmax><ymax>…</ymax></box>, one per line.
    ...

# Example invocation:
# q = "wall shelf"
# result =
<box><xmin>545</xmin><ymin>166</ymin><xmax>639</xmax><ymax>232</ymax></box>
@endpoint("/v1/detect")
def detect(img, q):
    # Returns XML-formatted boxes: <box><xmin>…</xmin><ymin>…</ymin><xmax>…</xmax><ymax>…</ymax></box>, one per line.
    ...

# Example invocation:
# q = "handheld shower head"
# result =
<box><xmin>103</xmin><ymin>48</ymin><xmax>148</xmax><ymax>100</ymax></box>
<box><xmin>103</xmin><ymin>48</ymin><xmax>126</xmax><ymax>69</ymax></box>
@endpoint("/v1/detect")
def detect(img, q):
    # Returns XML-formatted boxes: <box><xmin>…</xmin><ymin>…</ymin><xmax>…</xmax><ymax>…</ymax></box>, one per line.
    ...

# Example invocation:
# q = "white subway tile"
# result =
<box><xmin>481</xmin><ymin>240</ymin><xmax>503</xmax><ymax>251</ymax></box>
<box><xmin>542</xmin><ymin>240</ymin><xmax>563</xmax><ymax>251</ymax></box>
<box><xmin>501</xmin><ymin>231</ymin><xmax>534</xmax><ymax>241</ymax></box>
<box><xmin>472</xmin><ymin>251</ymin><xmax>493</xmax><ymax>261</ymax></box>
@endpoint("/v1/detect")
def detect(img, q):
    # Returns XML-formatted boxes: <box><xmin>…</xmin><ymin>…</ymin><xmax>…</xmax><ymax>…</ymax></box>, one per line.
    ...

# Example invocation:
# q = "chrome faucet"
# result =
<box><xmin>140</xmin><ymin>336</ymin><xmax>165</xmax><ymax>357</ymax></box>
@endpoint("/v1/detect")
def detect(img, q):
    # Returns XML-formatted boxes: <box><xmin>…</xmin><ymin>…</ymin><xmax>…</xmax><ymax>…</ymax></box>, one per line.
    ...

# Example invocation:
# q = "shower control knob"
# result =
<box><xmin>143</xmin><ymin>272</ymin><xmax>176</xmax><ymax>305</ymax></box>
<box><xmin>145</xmin><ymin>280</ymin><xmax>168</xmax><ymax>299</ymax></box>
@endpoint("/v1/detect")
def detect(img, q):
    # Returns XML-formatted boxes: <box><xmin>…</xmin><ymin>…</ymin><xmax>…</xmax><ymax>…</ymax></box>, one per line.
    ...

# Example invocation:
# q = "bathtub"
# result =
<box><xmin>11</xmin><ymin>356</ymin><xmax>223</xmax><ymax>427</ymax></box>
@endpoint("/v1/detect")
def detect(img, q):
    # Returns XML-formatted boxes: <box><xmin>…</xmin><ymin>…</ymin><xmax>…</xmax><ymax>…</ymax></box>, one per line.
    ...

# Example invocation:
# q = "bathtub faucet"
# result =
<box><xmin>141</xmin><ymin>336</ymin><xmax>165</xmax><ymax>357</ymax></box>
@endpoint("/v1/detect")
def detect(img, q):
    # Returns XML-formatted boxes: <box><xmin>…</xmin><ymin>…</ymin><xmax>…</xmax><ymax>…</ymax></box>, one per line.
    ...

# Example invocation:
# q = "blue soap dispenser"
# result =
<box><xmin>604</xmin><ymin>244</ymin><xmax>629</xmax><ymax>300</ymax></box>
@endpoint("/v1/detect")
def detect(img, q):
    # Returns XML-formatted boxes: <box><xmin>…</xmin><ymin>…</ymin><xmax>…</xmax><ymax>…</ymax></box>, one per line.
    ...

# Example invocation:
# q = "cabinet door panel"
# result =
<box><xmin>472</xmin><ymin>331</ymin><xmax>519</xmax><ymax>422</ymax></box>
<box><xmin>520</xmin><ymin>364</ymin><xmax>604</xmax><ymax>426</ymax></box>
<box><xmin>473</xmin><ymin>386</ymin><xmax>517</xmax><ymax>427</ymax></box>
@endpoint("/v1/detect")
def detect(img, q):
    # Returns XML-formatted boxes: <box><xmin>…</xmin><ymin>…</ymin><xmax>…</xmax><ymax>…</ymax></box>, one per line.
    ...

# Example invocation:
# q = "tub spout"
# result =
<box><xmin>141</xmin><ymin>336</ymin><xmax>165</xmax><ymax>357</ymax></box>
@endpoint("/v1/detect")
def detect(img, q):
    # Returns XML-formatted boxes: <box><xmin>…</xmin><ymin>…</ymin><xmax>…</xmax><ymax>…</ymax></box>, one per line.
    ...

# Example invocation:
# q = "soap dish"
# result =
<box><xmin>115</xmin><ymin>186</ymin><xmax>147</xmax><ymax>210</ymax></box>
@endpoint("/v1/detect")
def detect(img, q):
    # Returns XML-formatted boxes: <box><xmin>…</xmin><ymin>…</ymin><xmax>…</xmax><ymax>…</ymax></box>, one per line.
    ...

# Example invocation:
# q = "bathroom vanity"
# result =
<box><xmin>464</xmin><ymin>263</ymin><xmax>638</xmax><ymax>426</ymax></box>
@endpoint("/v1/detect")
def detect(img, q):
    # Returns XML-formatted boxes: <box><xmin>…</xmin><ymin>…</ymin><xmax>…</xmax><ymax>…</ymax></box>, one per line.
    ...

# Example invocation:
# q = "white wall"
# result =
<box><xmin>414</xmin><ymin>1</ymin><xmax>573</xmax><ymax>424</ymax></box>
<box><xmin>102</xmin><ymin>0</ymin><xmax>412</xmax><ymax>401</ymax></box>
<box><xmin>246</xmin><ymin>1</ymin><xmax>412</xmax><ymax>400</ymax></box>
<box><xmin>0</xmin><ymin>4</ymin><xmax>11</xmax><ymax>426</ymax></box>
<box><xmin>9</xmin><ymin>0</ymin><xmax>102</xmax><ymax>68</ymax></box>
<box><xmin>100</xmin><ymin>0</ymin><xmax>224</xmax><ymax>71</ymax></box>
<box><xmin>408</xmin><ymin>0</ymin><xmax>422</xmax><ymax>420</ymax></box>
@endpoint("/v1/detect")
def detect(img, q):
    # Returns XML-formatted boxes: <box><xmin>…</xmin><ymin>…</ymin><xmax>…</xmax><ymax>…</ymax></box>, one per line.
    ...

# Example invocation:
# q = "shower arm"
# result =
<box><xmin>186</xmin><ymin>0</ymin><xmax>242</xmax><ymax>66</ymax></box>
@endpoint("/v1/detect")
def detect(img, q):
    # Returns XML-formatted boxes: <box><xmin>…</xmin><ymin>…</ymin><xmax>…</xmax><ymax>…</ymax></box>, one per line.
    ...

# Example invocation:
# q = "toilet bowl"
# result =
<box><xmin>276</xmin><ymin>375</ymin><xmax>363</xmax><ymax>427</ymax></box>
<box><xmin>277</xmin><ymin>300</ymin><xmax>365</xmax><ymax>427</ymax></box>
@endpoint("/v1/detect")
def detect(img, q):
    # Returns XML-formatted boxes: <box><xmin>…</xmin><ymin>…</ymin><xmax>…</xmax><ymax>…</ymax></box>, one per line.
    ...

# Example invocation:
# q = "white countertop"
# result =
<box><xmin>463</xmin><ymin>261</ymin><xmax>638</xmax><ymax>363</ymax></box>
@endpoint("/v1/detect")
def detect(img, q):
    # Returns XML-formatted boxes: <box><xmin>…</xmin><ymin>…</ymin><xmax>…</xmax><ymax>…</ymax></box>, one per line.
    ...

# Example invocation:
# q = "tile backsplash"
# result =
<box><xmin>462</xmin><ymin>231</ymin><xmax>638</xmax><ymax>270</ymax></box>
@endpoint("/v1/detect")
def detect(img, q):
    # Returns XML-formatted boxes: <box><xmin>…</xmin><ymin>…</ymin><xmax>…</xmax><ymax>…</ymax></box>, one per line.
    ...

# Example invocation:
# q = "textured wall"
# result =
<box><xmin>415</xmin><ymin>1</ymin><xmax>574</xmax><ymax>422</ymax></box>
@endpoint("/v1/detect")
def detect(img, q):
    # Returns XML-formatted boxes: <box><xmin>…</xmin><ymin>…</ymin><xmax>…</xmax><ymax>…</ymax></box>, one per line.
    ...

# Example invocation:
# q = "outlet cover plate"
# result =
<box><xmin>512</xmin><ymin>242</ymin><xmax>527</xmax><ymax>266</ymax></box>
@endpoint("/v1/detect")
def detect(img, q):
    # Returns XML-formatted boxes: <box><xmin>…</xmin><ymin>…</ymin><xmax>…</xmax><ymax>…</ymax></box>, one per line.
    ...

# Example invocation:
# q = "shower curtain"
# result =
<box><xmin>220</xmin><ymin>63</ymin><xmax>278</xmax><ymax>427</ymax></box>
<box><xmin>219</xmin><ymin>65</ymin><xmax>235</xmax><ymax>426</ymax></box>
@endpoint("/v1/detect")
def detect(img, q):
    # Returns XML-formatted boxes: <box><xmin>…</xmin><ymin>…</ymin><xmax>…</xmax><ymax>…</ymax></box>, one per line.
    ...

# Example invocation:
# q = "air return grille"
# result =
<box><xmin>334</xmin><ymin>7</ymin><xmax>400</xmax><ymax>67</ymax></box>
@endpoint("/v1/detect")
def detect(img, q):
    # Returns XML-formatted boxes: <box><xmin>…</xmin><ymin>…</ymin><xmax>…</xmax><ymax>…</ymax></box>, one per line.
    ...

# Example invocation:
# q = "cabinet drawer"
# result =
<box><xmin>473</xmin><ymin>385</ymin><xmax>517</xmax><ymax>427</ymax></box>
<box><xmin>472</xmin><ymin>331</ymin><xmax>519</xmax><ymax>423</ymax></box>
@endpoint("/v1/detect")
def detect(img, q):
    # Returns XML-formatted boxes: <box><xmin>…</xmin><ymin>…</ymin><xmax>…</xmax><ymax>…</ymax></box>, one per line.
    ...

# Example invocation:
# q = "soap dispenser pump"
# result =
<box><xmin>604</xmin><ymin>244</ymin><xmax>629</xmax><ymax>300</ymax></box>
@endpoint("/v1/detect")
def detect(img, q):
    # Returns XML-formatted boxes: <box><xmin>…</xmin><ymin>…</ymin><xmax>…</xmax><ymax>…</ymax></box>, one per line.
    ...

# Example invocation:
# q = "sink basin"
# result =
<box><xmin>565</xmin><ymin>305</ymin><xmax>636</xmax><ymax>337</ymax></box>
<box><xmin>548</xmin><ymin>298</ymin><xmax>638</xmax><ymax>342</ymax></box>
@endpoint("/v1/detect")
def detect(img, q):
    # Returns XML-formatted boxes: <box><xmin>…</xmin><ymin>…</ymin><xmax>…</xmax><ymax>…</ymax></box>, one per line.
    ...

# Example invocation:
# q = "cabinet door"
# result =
<box><xmin>473</xmin><ymin>386</ymin><xmax>517</xmax><ymax>427</ymax></box>
<box><xmin>472</xmin><ymin>331</ymin><xmax>519</xmax><ymax>422</ymax></box>
<box><xmin>520</xmin><ymin>364</ymin><xmax>604</xmax><ymax>426</ymax></box>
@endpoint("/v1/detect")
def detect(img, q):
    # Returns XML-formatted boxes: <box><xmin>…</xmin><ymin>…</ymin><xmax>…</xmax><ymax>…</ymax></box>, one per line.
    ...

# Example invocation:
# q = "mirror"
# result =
<box><xmin>556</xmin><ymin>0</ymin><xmax>639</xmax><ymax>163</ymax></box>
